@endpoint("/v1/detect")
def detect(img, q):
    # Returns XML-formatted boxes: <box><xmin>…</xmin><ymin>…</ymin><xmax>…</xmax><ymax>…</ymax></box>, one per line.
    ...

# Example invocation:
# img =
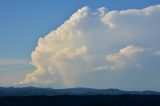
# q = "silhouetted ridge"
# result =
<box><xmin>0</xmin><ymin>87</ymin><xmax>160</xmax><ymax>96</ymax></box>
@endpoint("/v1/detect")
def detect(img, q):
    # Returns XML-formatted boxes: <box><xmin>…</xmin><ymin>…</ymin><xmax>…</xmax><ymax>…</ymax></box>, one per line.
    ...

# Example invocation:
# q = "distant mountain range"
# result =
<box><xmin>0</xmin><ymin>87</ymin><xmax>160</xmax><ymax>96</ymax></box>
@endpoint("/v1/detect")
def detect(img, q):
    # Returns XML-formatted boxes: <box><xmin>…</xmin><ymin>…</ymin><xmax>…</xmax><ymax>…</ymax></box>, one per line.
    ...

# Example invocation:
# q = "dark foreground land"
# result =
<box><xmin>0</xmin><ymin>95</ymin><xmax>160</xmax><ymax>106</ymax></box>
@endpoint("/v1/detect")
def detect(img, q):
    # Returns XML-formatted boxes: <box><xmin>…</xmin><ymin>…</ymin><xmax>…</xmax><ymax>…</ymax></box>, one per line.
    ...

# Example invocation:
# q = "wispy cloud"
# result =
<box><xmin>0</xmin><ymin>58</ymin><xmax>29</xmax><ymax>66</ymax></box>
<box><xmin>0</xmin><ymin>58</ymin><xmax>30</xmax><ymax>72</ymax></box>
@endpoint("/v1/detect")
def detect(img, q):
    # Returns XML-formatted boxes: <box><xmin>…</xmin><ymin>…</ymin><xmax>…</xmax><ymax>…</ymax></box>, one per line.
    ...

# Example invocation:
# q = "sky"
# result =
<box><xmin>0</xmin><ymin>0</ymin><xmax>160</xmax><ymax>91</ymax></box>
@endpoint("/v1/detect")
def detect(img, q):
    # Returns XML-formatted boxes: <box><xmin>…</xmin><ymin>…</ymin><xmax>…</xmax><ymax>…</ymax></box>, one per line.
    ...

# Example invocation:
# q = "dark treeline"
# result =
<box><xmin>0</xmin><ymin>95</ymin><xmax>160</xmax><ymax>106</ymax></box>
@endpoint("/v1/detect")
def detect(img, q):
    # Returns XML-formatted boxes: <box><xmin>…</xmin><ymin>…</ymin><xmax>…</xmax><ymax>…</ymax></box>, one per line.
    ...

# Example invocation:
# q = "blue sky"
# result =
<box><xmin>0</xmin><ymin>0</ymin><xmax>160</xmax><ymax>90</ymax></box>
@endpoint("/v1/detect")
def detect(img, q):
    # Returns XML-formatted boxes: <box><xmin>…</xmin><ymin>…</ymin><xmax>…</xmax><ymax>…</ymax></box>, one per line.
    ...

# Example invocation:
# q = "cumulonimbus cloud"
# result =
<box><xmin>20</xmin><ymin>4</ymin><xmax>160</xmax><ymax>87</ymax></box>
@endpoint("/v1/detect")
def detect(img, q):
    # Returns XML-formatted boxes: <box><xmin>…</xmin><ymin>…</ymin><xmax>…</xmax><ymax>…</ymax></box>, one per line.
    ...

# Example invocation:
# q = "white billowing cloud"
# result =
<box><xmin>106</xmin><ymin>45</ymin><xmax>144</xmax><ymax>70</ymax></box>
<box><xmin>21</xmin><ymin>4</ymin><xmax>160</xmax><ymax>88</ymax></box>
<box><xmin>93</xmin><ymin>45</ymin><xmax>144</xmax><ymax>71</ymax></box>
<box><xmin>21</xmin><ymin>7</ymin><xmax>90</xmax><ymax>86</ymax></box>
<box><xmin>93</xmin><ymin>7</ymin><xmax>107</xmax><ymax>17</ymax></box>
